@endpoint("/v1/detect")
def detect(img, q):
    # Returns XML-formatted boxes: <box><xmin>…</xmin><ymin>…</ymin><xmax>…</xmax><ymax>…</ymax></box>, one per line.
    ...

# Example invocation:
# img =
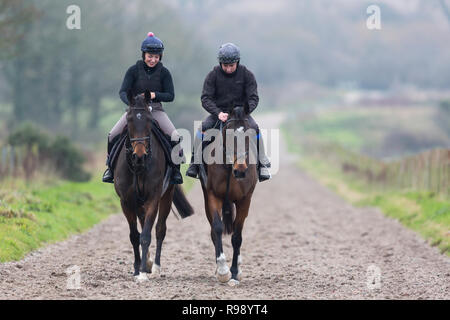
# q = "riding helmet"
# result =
<box><xmin>217</xmin><ymin>43</ymin><xmax>240</xmax><ymax>64</ymax></box>
<box><xmin>141</xmin><ymin>32</ymin><xmax>164</xmax><ymax>58</ymax></box>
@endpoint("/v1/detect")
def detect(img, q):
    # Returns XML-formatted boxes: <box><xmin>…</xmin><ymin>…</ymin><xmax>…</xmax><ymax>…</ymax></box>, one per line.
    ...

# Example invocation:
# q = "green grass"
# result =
<box><xmin>357</xmin><ymin>191</ymin><xmax>450</xmax><ymax>254</ymax></box>
<box><xmin>282</xmin><ymin>126</ymin><xmax>450</xmax><ymax>256</ymax></box>
<box><xmin>0</xmin><ymin>166</ymin><xmax>196</xmax><ymax>263</ymax></box>
<box><xmin>291</xmin><ymin>105</ymin><xmax>450</xmax><ymax>159</ymax></box>
<box><xmin>298</xmin><ymin>112</ymin><xmax>371</xmax><ymax>151</ymax></box>
<box><xmin>0</xmin><ymin>175</ymin><xmax>120</xmax><ymax>262</ymax></box>
<box><xmin>181</xmin><ymin>163</ymin><xmax>196</xmax><ymax>193</ymax></box>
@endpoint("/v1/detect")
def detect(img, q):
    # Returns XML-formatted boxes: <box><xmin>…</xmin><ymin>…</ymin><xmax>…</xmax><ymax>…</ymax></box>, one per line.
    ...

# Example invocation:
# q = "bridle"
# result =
<box><xmin>125</xmin><ymin>105</ymin><xmax>154</xmax><ymax>206</ymax></box>
<box><xmin>221</xmin><ymin>117</ymin><xmax>250</xmax><ymax>167</ymax></box>
<box><xmin>126</xmin><ymin>105</ymin><xmax>153</xmax><ymax>156</ymax></box>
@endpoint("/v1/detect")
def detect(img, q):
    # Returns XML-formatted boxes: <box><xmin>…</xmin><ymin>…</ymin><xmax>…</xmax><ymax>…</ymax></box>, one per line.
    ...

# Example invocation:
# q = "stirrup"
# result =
<box><xmin>170</xmin><ymin>174</ymin><xmax>183</xmax><ymax>185</ymax></box>
<box><xmin>186</xmin><ymin>164</ymin><xmax>199</xmax><ymax>178</ymax></box>
<box><xmin>169</xmin><ymin>163</ymin><xmax>183</xmax><ymax>185</ymax></box>
<box><xmin>258</xmin><ymin>166</ymin><xmax>271</xmax><ymax>182</ymax></box>
<box><xmin>102</xmin><ymin>168</ymin><xmax>114</xmax><ymax>183</ymax></box>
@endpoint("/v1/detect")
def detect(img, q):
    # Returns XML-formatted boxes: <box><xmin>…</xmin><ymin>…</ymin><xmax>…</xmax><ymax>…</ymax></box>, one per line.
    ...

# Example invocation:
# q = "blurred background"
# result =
<box><xmin>0</xmin><ymin>0</ymin><xmax>449</xmax><ymax>259</ymax></box>
<box><xmin>1</xmin><ymin>0</ymin><xmax>450</xmax><ymax>173</ymax></box>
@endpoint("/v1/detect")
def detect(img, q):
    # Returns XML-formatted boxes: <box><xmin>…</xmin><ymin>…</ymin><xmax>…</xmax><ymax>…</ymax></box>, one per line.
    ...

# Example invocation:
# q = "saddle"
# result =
<box><xmin>107</xmin><ymin>119</ymin><xmax>174</xmax><ymax>196</ymax></box>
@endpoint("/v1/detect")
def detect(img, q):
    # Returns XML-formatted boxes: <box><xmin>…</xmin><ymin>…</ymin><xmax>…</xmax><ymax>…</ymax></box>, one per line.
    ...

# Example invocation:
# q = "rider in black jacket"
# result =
<box><xmin>102</xmin><ymin>32</ymin><xmax>183</xmax><ymax>184</ymax></box>
<box><xmin>186</xmin><ymin>43</ymin><xmax>271</xmax><ymax>182</ymax></box>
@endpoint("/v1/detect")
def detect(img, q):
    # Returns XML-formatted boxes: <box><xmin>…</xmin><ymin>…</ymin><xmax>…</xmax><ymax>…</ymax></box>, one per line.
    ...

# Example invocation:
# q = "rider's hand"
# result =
<box><xmin>218</xmin><ymin>112</ymin><xmax>228</xmax><ymax>122</ymax></box>
<box><xmin>150</xmin><ymin>92</ymin><xmax>156</xmax><ymax>99</ymax></box>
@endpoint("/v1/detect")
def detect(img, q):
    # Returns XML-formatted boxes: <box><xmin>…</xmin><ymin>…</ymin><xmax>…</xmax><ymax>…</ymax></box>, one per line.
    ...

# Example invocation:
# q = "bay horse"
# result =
<box><xmin>200</xmin><ymin>106</ymin><xmax>258</xmax><ymax>286</ymax></box>
<box><xmin>114</xmin><ymin>90</ymin><xmax>194</xmax><ymax>282</ymax></box>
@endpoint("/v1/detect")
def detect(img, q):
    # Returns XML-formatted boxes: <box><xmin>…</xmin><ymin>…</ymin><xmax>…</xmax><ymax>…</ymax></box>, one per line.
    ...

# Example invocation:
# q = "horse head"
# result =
<box><xmin>126</xmin><ymin>90</ymin><xmax>154</xmax><ymax>168</ymax></box>
<box><xmin>223</xmin><ymin>105</ymin><xmax>256</xmax><ymax>179</ymax></box>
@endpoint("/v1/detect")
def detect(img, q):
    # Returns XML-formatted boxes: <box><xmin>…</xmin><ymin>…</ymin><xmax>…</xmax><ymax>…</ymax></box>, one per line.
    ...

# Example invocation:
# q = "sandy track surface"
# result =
<box><xmin>0</xmin><ymin>113</ymin><xmax>449</xmax><ymax>300</ymax></box>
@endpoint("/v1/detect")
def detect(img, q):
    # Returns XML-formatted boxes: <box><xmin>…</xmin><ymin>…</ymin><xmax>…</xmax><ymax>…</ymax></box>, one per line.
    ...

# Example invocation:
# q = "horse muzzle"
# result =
<box><xmin>132</xmin><ymin>152</ymin><xmax>147</xmax><ymax>167</ymax></box>
<box><xmin>233</xmin><ymin>168</ymin><xmax>247</xmax><ymax>179</ymax></box>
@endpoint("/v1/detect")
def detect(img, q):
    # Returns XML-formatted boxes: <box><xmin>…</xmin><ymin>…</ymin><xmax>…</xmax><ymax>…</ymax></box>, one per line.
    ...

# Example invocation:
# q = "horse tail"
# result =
<box><xmin>172</xmin><ymin>185</ymin><xmax>194</xmax><ymax>219</ymax></box>
<box><xmin>222</xmin><ymin>200</ymin><xmax>234</xmax><ymax>235</ymax></box>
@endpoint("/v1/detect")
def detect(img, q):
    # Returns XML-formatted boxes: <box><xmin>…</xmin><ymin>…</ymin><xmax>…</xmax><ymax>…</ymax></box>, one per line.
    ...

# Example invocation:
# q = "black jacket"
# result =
<box><xmin>201</xmin><ymin>64</ymin><xmax>259</xmax><ymax>116</ymax></box>
<box><xmin>119</xmin><ymin>61</ymin><xmax>174</xmax><ymax>106</ymax></box>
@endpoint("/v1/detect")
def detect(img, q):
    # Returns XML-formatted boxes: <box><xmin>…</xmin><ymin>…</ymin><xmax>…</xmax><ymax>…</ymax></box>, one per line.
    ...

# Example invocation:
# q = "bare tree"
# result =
<box><xmin>0</xmin><ymin>0</ymin><xmax>37</xmax><ymax>57</ymax></box>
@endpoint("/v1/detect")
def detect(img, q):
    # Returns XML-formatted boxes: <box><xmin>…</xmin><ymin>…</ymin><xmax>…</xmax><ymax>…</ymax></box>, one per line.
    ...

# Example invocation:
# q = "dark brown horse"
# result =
<box><xmin>114</xmin><ymin>90</ymin><xmax>193</xmax><ymax>282</ymax></box>
<box><xmin>200</xmin><ymin>106</ymin><xmax>258</xmax><ymax>286</ymax></box>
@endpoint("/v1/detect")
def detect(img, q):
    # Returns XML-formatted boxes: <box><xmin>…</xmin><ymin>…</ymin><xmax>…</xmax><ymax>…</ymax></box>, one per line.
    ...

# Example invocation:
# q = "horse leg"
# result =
<box><xmin>121</xmin><ymin>201</ymin><xmax>141</xmax><ymax>277</ymax></box>
<box><xmin>207</xmin><ymin>192</ymin><xmax>231</xmax><ymax>283</ymax></box>
<box><xmin>135</xmin><ymin>206</ymin><xmax>153</xmax><ymax>272</ymax></box>
<box><xmin>152</xmin><ymin>186</ymin><xmax>174</xmax><ymax>277</ymax></box>
<box><xmin>138</xmin><ymin>206</ymin><xmax>155</xmax><ymax>272</ymax></box>
<box><xmin>229</xmin><ymin>195</ymin><xmax>251</xmax><ymax>286</ymax></box>
<box><xmin>136</xmin><ymin>200</ymin><xmax>159</xmax><ymax>282</ymax></box>
<box><xmin>203</xmin><ymin>186</ymin><xmax>216</xmax><ymax>247</ymax></box>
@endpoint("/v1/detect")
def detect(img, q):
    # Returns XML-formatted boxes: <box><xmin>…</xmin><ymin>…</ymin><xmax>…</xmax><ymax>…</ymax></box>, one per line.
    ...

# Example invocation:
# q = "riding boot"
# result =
<box><xmin>185</xmin><ymin>151</ymin><xmax>199</xmax><ymax>178</ymax></box>
<box><xmin>102</xmin><ymin>135</ymin><xmax>115</xmax><ymax>183</ymax></box>
<box><xmin>170</xmin><ymin>164</ymin><xmax>183</xmax><ymax>184</ymax></box>
<box><xmin>257</xmin><ymin>131</ymin><xmax>271</xmax><ymax>182</ymax></box>
<box><xmin>170</xmin><ymin>138</ymin><xmax>184</xmax><ymax>185</ymax></box>
<box><xmin>186</xmin><ymin>130</ymin><xmax>203</xmax><ymax>179</ymax></box>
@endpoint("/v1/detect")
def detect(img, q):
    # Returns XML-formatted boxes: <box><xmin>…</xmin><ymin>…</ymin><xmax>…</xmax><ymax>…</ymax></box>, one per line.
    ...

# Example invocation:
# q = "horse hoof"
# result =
<box><xmin>150</xmin><ymin>264</ymin><xmax>161</xmax><ymax>277</ymax></box>
<box><xmin>228</xmin><ymin>279</ymin><xmax>240</xmax><ymax>287</ymax></box>
<box><xmin>236</xmin><ymin>272</ymin><xmax>242</xmax><ymax>281</ymax></box>
<box><xmin>135</xmin><ymin>272</ymin><xmax>149</xmax><ymax>283</ymax></box>
<box><xmin>217</xmin><ymin>270</ymin><xmax>232</xmax><ymax>283</ymax></box>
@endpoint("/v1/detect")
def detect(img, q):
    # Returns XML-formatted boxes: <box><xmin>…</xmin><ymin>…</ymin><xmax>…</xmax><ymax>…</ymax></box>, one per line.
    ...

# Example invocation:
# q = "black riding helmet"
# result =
<box><xmin>218</xmin><ymin>43</ymin><xmax>240</xmax><ymax>64</ymax></box>
<box><xmin>141</xmin><ymin>32</ymin><xmax>164</xmax><ymax>60</ymax></box>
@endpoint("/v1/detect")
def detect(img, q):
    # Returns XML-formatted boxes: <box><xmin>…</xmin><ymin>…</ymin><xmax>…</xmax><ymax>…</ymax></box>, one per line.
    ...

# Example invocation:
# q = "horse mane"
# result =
<box><xmin>234</xmin><ymin>106</ymin><xmax>245</xmax><ymax>119</ymax></box>
<box><xmin>126</xmin><ymin>90</ymin><xmax>152</xmax><ymax>112</ymax></box>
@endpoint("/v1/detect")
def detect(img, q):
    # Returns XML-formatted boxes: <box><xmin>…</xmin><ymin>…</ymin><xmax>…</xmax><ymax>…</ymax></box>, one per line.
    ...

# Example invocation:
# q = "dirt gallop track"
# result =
<box><xmin>0</xmin><ymin>113</ymin><xmax>449</xmax><ymax>299</ymax></box>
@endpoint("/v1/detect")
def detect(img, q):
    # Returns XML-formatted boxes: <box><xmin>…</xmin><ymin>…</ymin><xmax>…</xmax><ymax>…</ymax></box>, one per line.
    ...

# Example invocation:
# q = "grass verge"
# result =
<box><xmin>282</xmin><ymin>126</ymin><xmax>450</xmax><ymax>256</ymax></box>
<box><xmin>0</xmin><ymin>169</ymin><xmax>195</xmax><ymax>263</ymax></box>
<box><xmin>0</xmin><ymin>175</ymin><xmax>120</xmax><ymax>262</ymax></box>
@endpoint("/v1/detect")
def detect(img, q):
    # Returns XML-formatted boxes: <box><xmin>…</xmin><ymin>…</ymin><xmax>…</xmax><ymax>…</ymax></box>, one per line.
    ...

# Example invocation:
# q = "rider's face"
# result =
<box><xmin>144</xmin><ymin>53</ymin><xmax>160</xmax><ymax>67</ymax></box>
<box><xmin>221</xmin><ymin>62</ymin><xmax>237</xmax><ymax>74</ymax></box>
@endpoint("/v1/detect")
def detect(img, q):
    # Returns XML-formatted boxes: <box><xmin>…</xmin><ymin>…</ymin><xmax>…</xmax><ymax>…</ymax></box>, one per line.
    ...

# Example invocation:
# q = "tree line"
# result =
<box><xmin>0</xmin><ymin>0</ymin><xmax>212</xmax><ymax>143</ymax></box>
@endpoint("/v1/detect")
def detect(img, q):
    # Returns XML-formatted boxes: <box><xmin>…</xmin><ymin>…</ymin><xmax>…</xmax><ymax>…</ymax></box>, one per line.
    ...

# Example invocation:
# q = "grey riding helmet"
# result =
<box><xmin>217</xmin><ymin>43</ymin><xmax>240</xmax><ymax>64</ymax></box>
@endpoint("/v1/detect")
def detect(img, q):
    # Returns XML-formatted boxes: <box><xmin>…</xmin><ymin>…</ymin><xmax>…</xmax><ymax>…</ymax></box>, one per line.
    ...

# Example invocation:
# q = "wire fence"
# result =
<box><xmin>0</xmin><ymin>145</ymin><xmax>39</xmax><ymax>181</ymax></box>
<box><xmin>299</xmin><ymin>136</ymin><xmax>450</xmax><ymax>197</ymax></box>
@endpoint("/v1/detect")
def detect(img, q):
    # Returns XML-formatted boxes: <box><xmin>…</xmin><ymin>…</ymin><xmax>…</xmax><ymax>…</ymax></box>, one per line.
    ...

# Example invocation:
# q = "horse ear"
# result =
<box><xmin>144</xmin><ymin>90</ymin><xmax>151</xmax><ymax>104</ymax></box>
<box><xmin>127</xmin><ymin>90</ymin><xmax>134</xmax><ymax>106</ymax></box>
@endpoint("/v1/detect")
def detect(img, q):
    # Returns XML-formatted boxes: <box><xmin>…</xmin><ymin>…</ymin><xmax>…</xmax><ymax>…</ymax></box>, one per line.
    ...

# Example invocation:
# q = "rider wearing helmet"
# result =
<box><xmin>185</xmin><ymin>43</ymin><xmax>271</xmax><ymax>182</ymax></box>
<box><xmin>102</xmin><ymin>32</ymin><xmax>183</xmax><ymax>184</ymax></box>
